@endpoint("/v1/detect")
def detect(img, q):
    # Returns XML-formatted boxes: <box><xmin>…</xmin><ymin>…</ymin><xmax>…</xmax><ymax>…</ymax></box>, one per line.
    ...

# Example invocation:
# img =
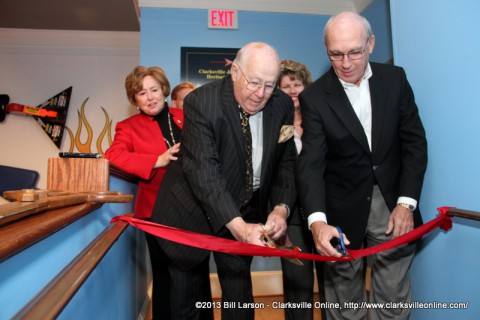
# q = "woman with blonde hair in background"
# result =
<box><xmin>278</xmin><ymin>59</ymin><xmax>324</xmax><ymax>320</ymax></box>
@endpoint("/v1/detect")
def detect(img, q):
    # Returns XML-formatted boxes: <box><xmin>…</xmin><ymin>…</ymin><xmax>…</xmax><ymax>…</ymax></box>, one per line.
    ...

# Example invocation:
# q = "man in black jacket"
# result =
<box><xmin>297</xmin><ymin>12</ymin><xmax>427</xmax><ymax>320</ymax></box>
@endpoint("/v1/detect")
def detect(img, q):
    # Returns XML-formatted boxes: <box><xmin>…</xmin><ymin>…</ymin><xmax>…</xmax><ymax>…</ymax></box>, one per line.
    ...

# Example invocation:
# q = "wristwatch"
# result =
<box><xmin>398</xmin><ymin>203</ymin><xmax>415</xmax><ymax>212</ymax></box>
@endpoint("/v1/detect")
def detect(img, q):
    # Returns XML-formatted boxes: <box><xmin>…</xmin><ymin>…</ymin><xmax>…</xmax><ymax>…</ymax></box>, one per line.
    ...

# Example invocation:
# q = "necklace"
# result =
<box><xmin>163</xmin><ymin>112</ymin><xmax>176</xmax><ymax>148</ymax></box>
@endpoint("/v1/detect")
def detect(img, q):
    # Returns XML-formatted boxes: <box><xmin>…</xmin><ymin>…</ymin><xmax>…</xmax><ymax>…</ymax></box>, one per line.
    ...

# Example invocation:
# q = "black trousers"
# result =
<box><xmin>146</xmin><ymin>232</ymin><xmax>213</xmax><ymax>320</ymax></box>
<box><xmin>213</xmin><ymin>191</ymin><xmax>260</xmax><ymax>320</ymax></box>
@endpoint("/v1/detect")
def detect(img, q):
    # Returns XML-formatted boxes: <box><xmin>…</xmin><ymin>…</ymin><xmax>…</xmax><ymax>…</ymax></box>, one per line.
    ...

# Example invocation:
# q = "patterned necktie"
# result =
<box><xmin>239</xmin><ymin>108</ymin><xmax>253</xmax><ymax>205</ymax></box>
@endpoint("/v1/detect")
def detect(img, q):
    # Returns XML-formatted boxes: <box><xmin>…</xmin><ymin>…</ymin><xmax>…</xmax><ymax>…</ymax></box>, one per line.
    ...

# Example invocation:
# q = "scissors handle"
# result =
<box><xmin>332</xmin><ymin>226</ymin><xmax>347</xmax><ymax>256</ymax></box>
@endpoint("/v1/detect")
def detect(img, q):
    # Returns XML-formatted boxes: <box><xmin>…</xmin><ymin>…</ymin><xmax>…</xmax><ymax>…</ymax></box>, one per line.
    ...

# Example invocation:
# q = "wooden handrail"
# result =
<box><xmin>446</xmin><ymin>207</ymin><xmax>480</xmax><ymax>221</ymax></box>
<box><xmin>0</xmin><ymin>202</ymin><xmax>102</xmax><ymax>262</ymax></box>
<box><xmin>13</xmin><ymin>213</ymin><xmax>133</xmax><ymax>320</ymax></box>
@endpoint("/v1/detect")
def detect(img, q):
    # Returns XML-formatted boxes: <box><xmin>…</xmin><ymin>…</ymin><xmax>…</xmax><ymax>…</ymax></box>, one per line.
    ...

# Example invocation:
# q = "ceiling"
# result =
<box><xmin>0</xmin><ymin>0</ymin><xmax>140</xmax><ymax>32</ymax></box>
<box><xmin>0</xmin><ymin>0</ymin><xmax>369</xmax><ymax>32</ymax></box>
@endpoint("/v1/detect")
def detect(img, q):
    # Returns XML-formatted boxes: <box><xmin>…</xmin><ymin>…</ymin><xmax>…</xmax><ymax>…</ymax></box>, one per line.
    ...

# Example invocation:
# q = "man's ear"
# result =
<box><xmin>368</xmin><ymin>35</ymin><xmax>376</xmax><ymax>54</ymax></box>
<box><xmin>231</xmin><ymin>64</ymin><xmax>238</xmax><ymax>82</ymax></box>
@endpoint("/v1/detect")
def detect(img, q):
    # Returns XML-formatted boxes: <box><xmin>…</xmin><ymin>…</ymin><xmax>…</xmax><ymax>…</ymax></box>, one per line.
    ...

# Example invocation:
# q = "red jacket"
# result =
<box><xmin>168</xmin><ymin>107</ymin><xmax>184</xmax><ymax>128</ymax></box>
<box><xmin>105</xmin><ymin>111</ymin><xmax>183</xmax><ymax>218</ymax></box>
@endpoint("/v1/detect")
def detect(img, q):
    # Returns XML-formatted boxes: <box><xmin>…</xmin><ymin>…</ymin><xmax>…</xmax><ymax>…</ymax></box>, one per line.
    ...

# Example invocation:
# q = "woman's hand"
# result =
<box><xmin>154</xmin><ymin>143</ymin><xmax>180</xmax><ymax>168</ymax></box>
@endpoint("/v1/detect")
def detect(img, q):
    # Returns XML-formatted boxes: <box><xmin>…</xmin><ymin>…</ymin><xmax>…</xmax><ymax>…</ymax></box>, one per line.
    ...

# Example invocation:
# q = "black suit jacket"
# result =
<box><xmin>296</xmin><ymin>62</ymin><xmax>428</xmax><ymax>249</ymax></box>
<box><xmin>151</xmin><ymin>76</ymin><xmax>297</xmax><ymax>268</ymax></box>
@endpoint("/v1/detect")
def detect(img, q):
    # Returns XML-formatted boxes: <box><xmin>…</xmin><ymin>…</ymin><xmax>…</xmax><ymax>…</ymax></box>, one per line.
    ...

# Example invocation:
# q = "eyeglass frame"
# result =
<box><xmin>235</xmin><ymin>64</ymin><xmax>277</xmax><ymax>94</ymax></box>
<box><xmin>327</xmin><ymin>38</ymin><xmax>370</xmax><ymax>61</ymax></box>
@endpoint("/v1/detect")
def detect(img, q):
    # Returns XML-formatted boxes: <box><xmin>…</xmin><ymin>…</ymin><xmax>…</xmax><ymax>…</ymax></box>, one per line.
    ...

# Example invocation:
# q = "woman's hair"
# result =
<box><xmin>125</xmin><ymin>66</ymin><xmax>170</xmax><ymax>105</ymax></box>
<box><xmin>171</xmin><ymin>82</ymin><xmax>195</xmax><ymax>100</ymax></box>
<box><xmin>278</xmin><ymin>59</ymin><xmax>313</xmax><ymax>87</ymax></box>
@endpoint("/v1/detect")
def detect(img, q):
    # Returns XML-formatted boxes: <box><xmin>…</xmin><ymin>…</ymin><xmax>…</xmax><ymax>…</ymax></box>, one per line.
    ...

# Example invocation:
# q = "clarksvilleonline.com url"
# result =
<box><xmin>195</xmin><ymin>300</ymin><xmax>469</xmax><ymax>310</ymax></box>
<box><xmin>342</xmin><ymin>301</ymin><xmax>469</xmax><ymax>310</ymax></box>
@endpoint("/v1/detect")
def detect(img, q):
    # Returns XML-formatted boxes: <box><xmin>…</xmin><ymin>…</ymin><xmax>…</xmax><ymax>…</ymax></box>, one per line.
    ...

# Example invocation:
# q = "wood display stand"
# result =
<box><xmin>47</xmin><ymin>158</ymin><xmax>110</xmax><ymax>192</ymax></box>
<box><xmin>1</xmin><ymin>158</ymin><xmax>133</xmax><ymax>227</ymax></box>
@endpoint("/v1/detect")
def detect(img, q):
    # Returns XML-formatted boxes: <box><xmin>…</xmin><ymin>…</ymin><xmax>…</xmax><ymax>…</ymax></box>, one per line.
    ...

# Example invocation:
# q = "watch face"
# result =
<box><xmin>399</xmin><ymin>203</ymin><xmax>414</xmax><ymax>211</ymax></box>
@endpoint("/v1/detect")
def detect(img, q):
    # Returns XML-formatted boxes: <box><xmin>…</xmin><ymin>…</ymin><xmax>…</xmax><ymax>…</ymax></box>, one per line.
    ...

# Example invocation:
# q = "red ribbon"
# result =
<box><xmin>111</xmin><ymin>206</ymin><xmax>453</xmax><ymax>262</ymax></box>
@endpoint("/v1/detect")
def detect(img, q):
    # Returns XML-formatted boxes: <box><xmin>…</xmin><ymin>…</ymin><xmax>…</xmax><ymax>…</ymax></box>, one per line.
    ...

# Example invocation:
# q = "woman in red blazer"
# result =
<box><xmin>105</xmin><ymin>66</ymin><xmax>182</xmax><ymax>320</ymax></box>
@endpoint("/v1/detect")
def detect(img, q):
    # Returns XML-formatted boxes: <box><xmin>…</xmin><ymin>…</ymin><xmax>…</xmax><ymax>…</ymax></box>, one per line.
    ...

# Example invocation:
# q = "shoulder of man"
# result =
<box><xmin>300</xmin><ymin>67</ymin><xmax>336</xmax><ymax>99</ymax></box>
<box><xmin>370</xmin><ymin>62</ymin><xmax>406</xmax><ymax>77</ymax></box>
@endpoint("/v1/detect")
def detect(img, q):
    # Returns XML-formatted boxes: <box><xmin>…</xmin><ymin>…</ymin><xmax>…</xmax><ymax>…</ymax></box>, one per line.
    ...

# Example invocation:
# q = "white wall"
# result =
<box><xmin>0</xmin><ymin>28</ymin><xmax>139</xmax><ymax>188</ymax></box>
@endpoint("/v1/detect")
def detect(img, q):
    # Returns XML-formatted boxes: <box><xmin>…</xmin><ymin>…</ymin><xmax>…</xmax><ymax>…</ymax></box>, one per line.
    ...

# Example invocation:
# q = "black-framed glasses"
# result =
<box><xmin>236</xmin><ymin>65</ymin><xmax>276</xmax><ymax>94</ymax></box>
<box><xmin>328</xmin><ymin>39</ymin><xmax>370</xmax><ymax>61</ymax></box>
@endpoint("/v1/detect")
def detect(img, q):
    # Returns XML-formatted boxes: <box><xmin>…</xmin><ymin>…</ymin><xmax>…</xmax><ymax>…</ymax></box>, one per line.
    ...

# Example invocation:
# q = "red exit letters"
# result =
<box><xmin>208</xmin><ymin>10</ymin><xmax>238</xmax><ymax>29</ymax></box>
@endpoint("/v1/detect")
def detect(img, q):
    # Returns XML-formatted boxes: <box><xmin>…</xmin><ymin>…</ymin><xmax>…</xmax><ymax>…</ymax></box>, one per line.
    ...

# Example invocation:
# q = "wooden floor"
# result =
<box><xmin>146</xmin><ymin>293</ymin><xmax>322</xmax><ymax>320</ymax></box>
<box><xmin>146</xmin><ymin>283</ymin><xmax>322</xmax><ymax>319</ymax></box>
<box><xmin>213</xmin><ymin>294</ymin><xmax>322</xmax><ymax>320</ymax></box>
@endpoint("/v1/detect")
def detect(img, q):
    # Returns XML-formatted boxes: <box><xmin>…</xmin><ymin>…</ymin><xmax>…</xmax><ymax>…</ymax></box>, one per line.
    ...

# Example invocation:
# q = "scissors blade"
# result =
<box><xmin>259</xmin><ymin>232</ymin><xmax>304</xmax><ymax>266</ymax></box>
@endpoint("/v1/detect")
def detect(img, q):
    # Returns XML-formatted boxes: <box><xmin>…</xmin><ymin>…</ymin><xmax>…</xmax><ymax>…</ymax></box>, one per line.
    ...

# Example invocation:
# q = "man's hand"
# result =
<box><xmin>386</xmin><ymin>205</ymin><xmax>414</xmax><ymax>238</ymax></box>
<box><xmin>264</xmin><ymin>205</ymin><xmax>288</xmax><ymax>241</ymax></box>
<box><xmin>226</xmin><ymin>217</ymin><xmax>265</xmax><ymax>246</ymax></box>
<box><xmin>311</xmin><ymin>221</ymin><xmax>350</xmax><ymax>257</ymax></box>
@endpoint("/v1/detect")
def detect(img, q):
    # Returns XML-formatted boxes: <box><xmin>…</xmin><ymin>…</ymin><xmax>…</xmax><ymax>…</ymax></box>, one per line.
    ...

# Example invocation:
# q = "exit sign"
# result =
<box><xmin>208</xmin><ymin>10</ymin><xmax>238</xmax><ymax>29</ymax></box>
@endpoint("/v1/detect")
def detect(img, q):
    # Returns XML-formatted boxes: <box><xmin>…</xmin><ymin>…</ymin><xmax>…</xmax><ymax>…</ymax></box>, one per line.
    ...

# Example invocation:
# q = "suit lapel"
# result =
<box><xmin>221</xmin><ymin>78</ymin><xmax>246</xmax><ymax>165</ymax></box>
<box><xmin>368</xmin><ymin>64</ymin><xmax>387</xmax><ymax>157</ymax></box>
<box><xmin>260</xmin><ymin>102</ymin><xmax>275</xmax><ymax>185</ymax></box>
<box><xmin>325</xmin><ymin>69</ymin><xmax>371</xmax><ymax>155</ymax></box>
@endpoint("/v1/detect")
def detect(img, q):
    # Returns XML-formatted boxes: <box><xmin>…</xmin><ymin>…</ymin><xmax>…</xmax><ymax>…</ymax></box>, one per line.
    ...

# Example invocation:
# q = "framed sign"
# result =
<box><xmin>180</xmin><ymin>47</ymin><xmax>239</xmax><ymax>86</ymax></box>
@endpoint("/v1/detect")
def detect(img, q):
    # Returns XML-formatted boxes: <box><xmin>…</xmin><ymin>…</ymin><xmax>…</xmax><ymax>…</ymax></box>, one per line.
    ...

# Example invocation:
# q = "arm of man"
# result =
<box><xmin>296</xmin><ymin>90</ymin><xmax>349</xmax><ymax>256</ymax></box>
<box><xmin>263</xmin><ymin>92</ymin><xmax>298</xmax><ymax>241</ymax></box>
<box><xmin>386</xmin><ymin>67</ymin><xmax>428</xmax><ymax>238</ymax></box>
<box><xmin>181</xmin><ymin>84</ymin><xmax>265</xmax><ymax>245</ymax></box>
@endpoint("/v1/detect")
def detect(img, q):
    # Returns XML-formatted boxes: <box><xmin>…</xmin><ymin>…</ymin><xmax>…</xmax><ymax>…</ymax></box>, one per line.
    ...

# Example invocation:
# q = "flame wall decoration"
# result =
<box><xmin>64</xmin><ymin>97</ymin><xmax>113</xmax><ymax>156</ymax></box>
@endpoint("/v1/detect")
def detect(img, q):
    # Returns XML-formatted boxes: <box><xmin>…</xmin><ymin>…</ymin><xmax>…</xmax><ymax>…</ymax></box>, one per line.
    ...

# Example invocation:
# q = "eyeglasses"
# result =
<box><xmin>236</xmin><ymin>65</ymin><xmax>276</xmax><ymax>94</ymax></box>
<box><xmin>328</xmin><ymin>39</ymin><xmax>369</xmax><ymax>61</ymax></box>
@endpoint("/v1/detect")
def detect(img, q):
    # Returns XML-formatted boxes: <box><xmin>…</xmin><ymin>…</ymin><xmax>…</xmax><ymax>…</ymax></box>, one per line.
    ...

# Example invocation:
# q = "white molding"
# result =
<box><xmin>139</xmin><ymin>0</ymin><xmax>371</xmax><ymax>15</ymax></box>
<box><xmin>0</xmin><ymin>28</ymin><xmax>139</xmax><ymax>56</ymax></box>
<box><xmin>0</xmin><ymin>28</ymin><xmax>140</xmax><ymax>57</ymax></box>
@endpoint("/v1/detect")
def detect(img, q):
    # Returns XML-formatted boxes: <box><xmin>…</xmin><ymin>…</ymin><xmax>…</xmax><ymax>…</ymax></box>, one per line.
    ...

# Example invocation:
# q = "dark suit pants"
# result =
<box><xmin>281</xmin><ymin>223</ymin><xmax>325</xmax><ymax>320</ymax></box>
<box><xmin>213</xmin><ymin>250</ymin><xmax>254</xmax><ymax>320</ymax></box>
<box><xmin>212</xmin><ymin>192</ymin><xmax>260</xmax><ymax>320</ymax></box>
<box><xmin>323</xmin><ymin>186</ymin><xmax>416</xmax><ymax>320</ymax></box>
<box><xmin>146</xmin><ymin>232</ymin><xmax>171</xmax><ymax>320</ymax></box>
<box><xmin>148</xmin><ymin>232</ymin><xmax>213</xmax><ymax>320</ymax></box>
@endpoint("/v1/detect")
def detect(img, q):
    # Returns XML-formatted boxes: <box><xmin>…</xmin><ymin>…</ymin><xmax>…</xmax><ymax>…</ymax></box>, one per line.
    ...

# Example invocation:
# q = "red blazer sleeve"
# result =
<box><xmin>105</xmin><ymin>114</ymin><xmax>167</xmax><ymax>180</ymax></box>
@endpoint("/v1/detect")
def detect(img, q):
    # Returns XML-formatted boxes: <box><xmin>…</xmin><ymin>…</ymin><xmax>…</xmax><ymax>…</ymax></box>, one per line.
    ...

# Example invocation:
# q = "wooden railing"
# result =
<box><xmin>446</xmin><ymin>207</ymin><xmax>480</xmax><ymax>221</ymax></box>
<box><xmin>12</xmin><ymin>213</ymin><xmax>133</xmax><ymax>320</ymax></box>
<box><xmin>0</xmin><ymin>202</ymin><xmax>102</xmax><ymax>262</ymax></box>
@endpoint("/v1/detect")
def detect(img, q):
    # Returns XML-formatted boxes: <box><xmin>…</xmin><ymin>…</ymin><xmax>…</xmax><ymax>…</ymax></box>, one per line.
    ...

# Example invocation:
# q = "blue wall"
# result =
<box><xmin>140</xmin><ymin>8</ymin><xmax>328</xmax><ymax>83</ymax></box>
<box><xmin>139</xmin><ymin>1</ymin><xmax>392</xmax><ymax>88</ymax></box>
<box><xmin>0</xmin><ymin>177</ymin><xmax>148</xmax><ymax>319</ymax></box>
<box><xmin>391</xmin><ymin>0</ymin><xmax>480</xmax><ymax>319</ymax></box>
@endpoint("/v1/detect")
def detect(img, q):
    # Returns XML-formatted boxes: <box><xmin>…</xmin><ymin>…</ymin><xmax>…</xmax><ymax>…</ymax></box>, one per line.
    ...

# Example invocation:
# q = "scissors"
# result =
<box><xmin>259</xmin><ymin>224</ymin><xmax>304</xmax><ymax>266</ymax></box>
<box><xmin>331</xmin><ymin>226</ymin><xmax>354</xmax><ymax>270</ymax></box>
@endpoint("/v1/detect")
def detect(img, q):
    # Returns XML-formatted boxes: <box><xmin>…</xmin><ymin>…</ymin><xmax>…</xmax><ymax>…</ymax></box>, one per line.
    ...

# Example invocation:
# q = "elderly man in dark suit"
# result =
<box><xmin>151</xmin><ymin>42</ymin><xmax>297</xmax><ymax>320</ymax></box>
<box><xmin>296</xmin><ymin>12</ymin><xmax>428</xmax><ymax>320</ymax></box>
